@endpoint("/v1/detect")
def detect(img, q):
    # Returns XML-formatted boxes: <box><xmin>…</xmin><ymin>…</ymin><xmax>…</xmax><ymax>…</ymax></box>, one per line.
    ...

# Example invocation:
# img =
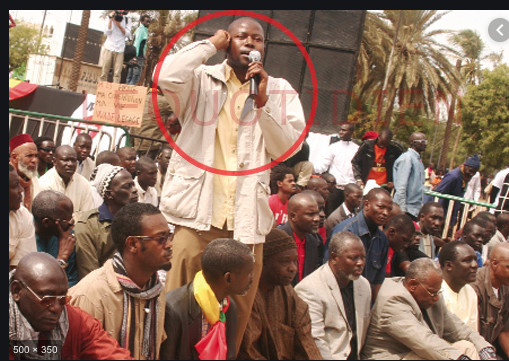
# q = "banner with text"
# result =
<box><xmin>92</xmin><ymin>82</ymin><xmax>147</xmax><ymax>128</ymax></box>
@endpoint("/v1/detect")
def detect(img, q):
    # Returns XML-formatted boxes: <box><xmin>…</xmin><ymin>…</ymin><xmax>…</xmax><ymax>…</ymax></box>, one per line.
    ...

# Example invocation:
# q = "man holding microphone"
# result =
<box><xmin>156</xmin><ymin>16</ymin><xmax>306</xmax><ymax>354</ymax></box>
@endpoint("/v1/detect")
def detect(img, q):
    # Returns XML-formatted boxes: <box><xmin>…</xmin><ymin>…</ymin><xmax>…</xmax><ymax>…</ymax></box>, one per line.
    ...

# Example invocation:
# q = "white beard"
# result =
<box><xmin>18</xmin><ymin>162</ymin><xmax>37</xmax><ymax>180</ymax></box>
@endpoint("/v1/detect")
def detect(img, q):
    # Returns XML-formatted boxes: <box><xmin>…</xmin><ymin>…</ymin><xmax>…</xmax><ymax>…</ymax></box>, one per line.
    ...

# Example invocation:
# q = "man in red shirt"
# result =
<box><xmin>269</xmin><ymin>165</ymin><xmax>298</xmax><ymax>226</ymax></box>
<box><xmin>351</xmin><ymin>128</ymin><xmax>403</xmax><ymax>191</ymax></box>
<box><xmin>278</xmin><ymin>193</ymin><xmax>324</xmax><ymax>285</ymax></box>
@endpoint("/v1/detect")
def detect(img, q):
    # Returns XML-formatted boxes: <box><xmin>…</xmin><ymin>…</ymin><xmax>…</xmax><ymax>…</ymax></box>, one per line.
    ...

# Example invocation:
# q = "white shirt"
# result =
<box><xmin>134</xmin><ymin>177</ymin><xmax>158</xmax><ymax>207</ymax></box>
<box><xmin>9</xmin><ymin>206</ymin><xmax>37</xmax><ymax>267</ymax></box>
<box><xmin>464</xmin><ymin>171</ymin><xmax>481</xmax><ymax>201</ymax></box>
<box><xmin>313</xmin><ymin>140</ymin><xmax>359</xmax><ymax>186</ymax></box>
<box><xmin>441</xmin><ymin>280</ymin><xmax>478</xmax><ymax>332</ymax></box>
<box><xmin>103</xmin><ymin>16</ymin><xmax>132</xmax><ymax>53</ymax></box>
<box><xmin>38</xmin><ymin>167</ymin><xmax>95</xmax><ymax>214</ymax></box>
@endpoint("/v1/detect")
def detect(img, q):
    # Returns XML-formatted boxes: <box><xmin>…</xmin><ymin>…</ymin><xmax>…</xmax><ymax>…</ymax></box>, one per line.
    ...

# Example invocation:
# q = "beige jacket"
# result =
<box><xmin>361</xmin><ymin>277</ymin><xmax>492</xmax><ymax>360</ymax></box>
<box><xmin>68</xmin><ymin>259</ymin><xmax>167</xmax><ymax>360</ymax></box>
<box><xmin>157</xmin><ymin>40</ymin><xmax>305</xmax><ymax>244</ymax></box>
<box><xmin>295</xmin><ymin>263</ymin><xmax>372</xmax><ymax>360</ymax></box>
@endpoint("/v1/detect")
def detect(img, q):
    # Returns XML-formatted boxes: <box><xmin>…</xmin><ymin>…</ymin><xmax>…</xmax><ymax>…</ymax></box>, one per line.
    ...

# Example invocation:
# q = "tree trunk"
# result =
<box><xmin>438</xmin><ymin>59</ymin><xmax>461</xmax><ymax>170</ymax></box>
<box><xmin>69</xmin><ymin>10</ymin><xmax>90</xmax><ymax>92</ymax></box>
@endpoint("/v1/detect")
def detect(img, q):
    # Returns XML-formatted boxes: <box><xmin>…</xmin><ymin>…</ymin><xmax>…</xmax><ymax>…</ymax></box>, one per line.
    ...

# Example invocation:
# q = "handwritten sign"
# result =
<box><xmin>92</xmin><ymin>82</ymin><xmax>147</xmax><ymax>128</ymax></box>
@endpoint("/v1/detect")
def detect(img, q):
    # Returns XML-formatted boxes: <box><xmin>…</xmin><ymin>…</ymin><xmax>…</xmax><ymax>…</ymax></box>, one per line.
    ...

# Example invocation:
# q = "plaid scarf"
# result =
<box><xmin>9</xmin><ymin>270</ymin><xmax>69</xmax><ymax>360</ymax></box>
<box><xmin>112</xmin><ymin>252</ymin><xmax>163</xmax><ymax>359</ymax></box>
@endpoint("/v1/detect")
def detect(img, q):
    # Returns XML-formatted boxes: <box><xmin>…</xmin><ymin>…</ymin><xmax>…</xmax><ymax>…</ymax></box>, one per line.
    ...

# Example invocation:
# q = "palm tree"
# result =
<box><xmin>138</xmin><ymin>10</ymin><xmax>197</xmax><ymax>87</ymax></box>
<box><xmin>69</xmin><ymin>10</ymin><xmax>90</xmax><ymax>92</ymax></box>
<box><xmin>355</xmin><ymin>10</ymin><xmax>461</xmax><ymax>129</ymax></box>
<box><xmin>449</xmin><ymin>29</ymin><xmax>484</xmax><ymax>85</ymax></box>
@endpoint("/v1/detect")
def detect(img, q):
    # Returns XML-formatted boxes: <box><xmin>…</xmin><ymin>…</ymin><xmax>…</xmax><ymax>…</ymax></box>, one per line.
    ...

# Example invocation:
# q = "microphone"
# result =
<box><xmin>248</xmin><ymin>50</ymin><xmax>261</xmax><ymax>96</ymax></box>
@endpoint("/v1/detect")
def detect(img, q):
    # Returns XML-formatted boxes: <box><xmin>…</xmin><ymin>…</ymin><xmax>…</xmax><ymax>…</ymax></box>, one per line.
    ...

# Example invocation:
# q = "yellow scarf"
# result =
<box><xmin>193</xmin><ymin>270</ymin><xmax>221</xmax><ymax>325</ymax></box>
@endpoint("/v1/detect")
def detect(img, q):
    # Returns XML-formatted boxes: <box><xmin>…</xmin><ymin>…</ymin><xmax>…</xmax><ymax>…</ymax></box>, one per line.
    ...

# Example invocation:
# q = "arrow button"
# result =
<box><xmin>489</xmin><ymin>18</ymin><xmax>509</xmax><ymax>42</ymax></box>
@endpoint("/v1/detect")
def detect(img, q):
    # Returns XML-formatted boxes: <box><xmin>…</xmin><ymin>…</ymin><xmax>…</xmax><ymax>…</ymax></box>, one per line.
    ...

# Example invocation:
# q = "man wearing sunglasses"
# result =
<box><xmin>393</xmin><ymin>132</ymin><xmax>428</xmax><ymax>221</ymax></box>
<box><xmin>362</xmin><ymin>258</ymin><xmax>496</xmax><ymax>360</ymax></box>
<box><xmin>9</xmin><ymin>252</ymin><xmax>133</xmax><ymax>360</ymax></box>
<box><xmin>34</xmin><ymin>136</ymin><xmax>55</xmax><ymax>178</ymax></box>
<box><xmin>69</xmin><ymin>202</ymin><xmax>172</xmax><ymax>359</ymax></box>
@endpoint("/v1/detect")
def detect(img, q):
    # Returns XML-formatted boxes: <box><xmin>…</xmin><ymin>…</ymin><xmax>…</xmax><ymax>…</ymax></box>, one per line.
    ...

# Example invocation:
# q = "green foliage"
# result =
<box><xmin>460</xmin><ymin>65</ymin><xmax>509</xmax><ymax>174</ymax></box>
<box><xmin>9</xmin><ymin>23</ymin><xmax>48</xmax><ymax>74</ymax></box>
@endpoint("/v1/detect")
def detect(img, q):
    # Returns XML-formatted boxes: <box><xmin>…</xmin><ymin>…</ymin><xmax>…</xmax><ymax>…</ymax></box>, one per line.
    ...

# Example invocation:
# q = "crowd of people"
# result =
<box><xmin>9</xmin><ymin>16</ymin><xmax>509</xmax><ymax>361</ymax></box>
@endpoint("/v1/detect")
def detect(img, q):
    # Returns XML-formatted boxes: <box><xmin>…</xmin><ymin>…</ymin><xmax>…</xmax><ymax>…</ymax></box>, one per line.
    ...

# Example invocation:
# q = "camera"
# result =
<box><xmin>112</xmin><ymin>10</ymin><xmax>128</xmax><ymax>22</ymax></box>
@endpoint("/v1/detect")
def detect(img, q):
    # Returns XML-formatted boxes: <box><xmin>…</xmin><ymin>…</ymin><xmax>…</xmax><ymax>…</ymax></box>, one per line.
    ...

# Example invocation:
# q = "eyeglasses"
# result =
<box><xmin>417</xmin><ymin>280</ymin><xmax>443</xmax><ymax>298</ymax></box>
<box><xmin>19</xmin><ymin>280</ymin><xmax>71</xmax><ymax>308</ymax></box>
<box><xmin>133</xmin><ymin>234</ymin><xmax>173</xmax><ymax>245</ymax></box>
<box><xmin>38</xmin><ymin>146</ymin><xmax>56</xmax><ymax>152</ymax></box>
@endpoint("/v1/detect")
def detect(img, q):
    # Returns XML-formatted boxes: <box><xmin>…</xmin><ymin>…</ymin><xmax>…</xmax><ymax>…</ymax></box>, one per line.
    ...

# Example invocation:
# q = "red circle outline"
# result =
<box><xmin>152</xmin><ymin>10</ymin><xmax>318</xmax><ymax>176</ymax></box>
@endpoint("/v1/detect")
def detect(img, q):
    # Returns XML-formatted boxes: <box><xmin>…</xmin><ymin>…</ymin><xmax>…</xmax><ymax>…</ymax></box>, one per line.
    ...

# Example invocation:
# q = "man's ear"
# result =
<box><xmin>223</xmin><ymin>271</ymin><xmax>232</xmax><ymax>285</ymax></box>
<box><xmin>444</xmin><ymin>260</ymin><xmax>453</xmax><ymax>272</ymax></box>
<box><xmin>10</xmin><ymin>280</ymin><xmax>23</xmax><ymax>302</ymax></box>
<box><xmin>407</xmin><ymin>279</ymin><xmax>419</xmax><ymax>293</ymax></box>
<box><xmin>125</xmin><ymin>236</ymin><xmax>139</xmax><ymax>253</ymax></box>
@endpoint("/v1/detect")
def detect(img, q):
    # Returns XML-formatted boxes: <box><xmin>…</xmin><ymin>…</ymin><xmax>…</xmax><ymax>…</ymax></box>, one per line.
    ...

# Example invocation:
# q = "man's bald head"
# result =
<box><xmin>489</xmin><ymin>243</ymin><xmax>509</xmax><ymax>287</ymax></box>
<box><xmin>13</xmin><ymin>252</ymin><xmax>67</xmax><ymax>286</ymax></box>
<box><xmin>228</xmin><ymin>16</ymin><xmax>264</xmax><ymax>37</ymax></box>
<box><xmin>288</xmin><ymin>192</ymin><xmax>316</xmax><ymax>213</ymax></box>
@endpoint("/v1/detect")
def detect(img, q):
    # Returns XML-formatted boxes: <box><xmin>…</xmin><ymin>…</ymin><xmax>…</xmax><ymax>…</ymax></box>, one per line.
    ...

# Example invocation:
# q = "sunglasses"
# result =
<box><xmin>20</xmin><ymin>280</ymin><xmax>71</xmax><ymax>308</ymax></box>
<box><xmin>38</xmin><ymin>146</ymin><xmax>56</xmax><ymax>152</ymax></box>
<box><xmin>417</xmin><ymin>280</ymin><xmax>443</xmax><ymax>298</ymax></box>
<box><xmin>133</xmin><ymin>233</ymin><xmax>173</xmax><ymax>245</ymax></box>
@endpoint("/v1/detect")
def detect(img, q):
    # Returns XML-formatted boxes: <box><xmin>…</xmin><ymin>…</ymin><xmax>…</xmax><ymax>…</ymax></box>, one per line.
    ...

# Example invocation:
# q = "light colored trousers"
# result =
<box><xmin>100</xmin><ymin>48</ymin><xmax>124</xmax><ymax>83</ymax></box>
<box><xmin>403</xmin><ymin>340</ymin><xmax>479</xmax><ymax>360</ymax></box>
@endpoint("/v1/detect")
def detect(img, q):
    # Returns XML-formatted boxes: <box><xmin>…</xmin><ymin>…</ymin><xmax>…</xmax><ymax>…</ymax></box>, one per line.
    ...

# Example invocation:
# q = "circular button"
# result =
<box><xmin>488</xmin><ymin>18</ymin><xmax>509</xmax><ymax>42</ymax></box>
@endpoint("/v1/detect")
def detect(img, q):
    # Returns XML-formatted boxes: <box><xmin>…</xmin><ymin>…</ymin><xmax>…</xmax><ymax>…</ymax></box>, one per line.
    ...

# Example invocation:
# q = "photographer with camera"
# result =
<box><xmin>99</xmin><ymin>10</ymin><xmax>132</xmax><ymax>84</ymax></box>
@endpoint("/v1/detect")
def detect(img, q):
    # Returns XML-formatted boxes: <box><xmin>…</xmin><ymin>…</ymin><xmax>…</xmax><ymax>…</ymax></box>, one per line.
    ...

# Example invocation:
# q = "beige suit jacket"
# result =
<box><xmin>295</xmin><ymin>263</ymin><xmax>372</xmax><ymax>360</ymax></box>
<box><xmin>361</xmin><ymin>277</ymin><xmax>492</xmax><ymax>360</ymax></box>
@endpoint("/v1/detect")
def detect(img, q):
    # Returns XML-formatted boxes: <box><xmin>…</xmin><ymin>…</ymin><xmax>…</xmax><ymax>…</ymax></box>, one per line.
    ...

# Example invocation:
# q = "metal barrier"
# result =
<box><xmin>9</xmin><ymin>109</ymin><xmax>170</xmax><ymax>158</ymax></box>
<box><xmin>424</xmin><ymin>190</ymin><xmax>497</xmax><ymax>238</ymax></box>
<box><xmin>9</xmin><ymin>108</ymin><xmax>130</xmax><ymax>156</ymax></box>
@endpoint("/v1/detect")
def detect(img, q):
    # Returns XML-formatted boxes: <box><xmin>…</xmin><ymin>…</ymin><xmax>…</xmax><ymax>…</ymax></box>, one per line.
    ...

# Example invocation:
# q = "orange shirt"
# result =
<box><xmin>367</xmin><ymin>144</ymin><xmax>388</xmax><ymax>185</ymax></box>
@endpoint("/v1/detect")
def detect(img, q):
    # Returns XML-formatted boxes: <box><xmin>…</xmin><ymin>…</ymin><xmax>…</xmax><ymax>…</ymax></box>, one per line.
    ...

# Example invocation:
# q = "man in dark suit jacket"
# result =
<box><xmin>278</xmin><ymin>193</ymin><xmax>324</xmax><ymax>286</ymax></box>
<box><xmin>351</xmin><ymin>128</ymin><xmax>403</xmax><ymax>190</ymax></box>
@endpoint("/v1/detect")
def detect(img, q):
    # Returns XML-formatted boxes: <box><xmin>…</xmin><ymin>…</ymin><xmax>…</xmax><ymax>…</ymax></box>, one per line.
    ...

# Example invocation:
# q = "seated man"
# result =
<box><xmin>471</xmin><ymin>243</ymin><xmax>509</xmax><ymax>359</ymax></box>
<box><xmin>9</xmin><ymin>252</ymin><xmax>132</xmax><ymax>360</ymax></box>
<box><xmin>417</xmin><ymin>201</ymin><xmax>446</xmax><ymax>259</ymax></box>
<box><xmin>134</xmin><ymin>156</ymin><xmax>159</xmax><ymax>207</ymax></box>
<box><xmin>329</xmin><ymin>188</ymin><xmax>393</xmax><ymax>301</ymax></box>
<box><xmin>383</xmin><ymin>214</ymin><xmax>415</xmax><ymax>277</ymax></box>
<box><xmin>238</xmin><ymin>228</ymin><xmax>322</xmax><ymax>360</ymax></box>
<box><xmin>438</xmin><ymin>241</ymin><xmax>479</xmax><ymax>331</ymax></box>
<box><xmin>361</xmin><ymin>258</ymin><xmax>496</xmax><ymax>360</ymax></box>
<box><xmin>461</xmin><ymin>219</ymin><xmax>487</xmax><ymax>267</ymax></box>
<box><xmin>324</xmin><ymin>183</ymin><xmax>362</xmax><ymax>238</ymax></box>
<box><xmin>32</xmin><ymin>190</ymin><xmax>79</xmax><ymax>287</ymax></box>
<box><xmin>278</xmin><ymin>192</ymin><xmax>323</xmax><ymax>285</ymax></box>
<box><xmin>295</xmin><ymin>231</ymin><xmax>371</xmax><ymax>360</ymax></box>
<box><xmin>75</xmin><ymin>164</ymin><xmax>138</xmax><ymax>278</ymax></box>
<box><xmin>268</xmin><ymin>164</ymin><xmax>297</xmax><ymax>226</ymax></box>
<box><xmin>9</xmin><ymin>164</ymin><xmax>36</xmax><ymax>270</ymax></box>
<box><xmin>69</xmin><ymin>202</ymin><xmax>172</xmax><ymax>359</ymax></box>
<box><xmin>160</xmin><ymin>238</ymin><xmax>255</xmax><ymax>360</ymax></box>
<box><xmin>38</xmin><ymin>145</ymin><xmax>95</xmax><ymax>215</ymax></box>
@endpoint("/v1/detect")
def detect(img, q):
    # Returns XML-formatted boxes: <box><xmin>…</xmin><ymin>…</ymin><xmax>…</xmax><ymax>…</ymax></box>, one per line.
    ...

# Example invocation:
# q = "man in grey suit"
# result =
<box><xmin>295</xmin><ymin>231</ymin><xmax>371</xmax><ymax>360</ymax></box>
<box><xmin>361</xmin><ymin>258</ymin><xmax>497</xmax><ymax>360</ymax></box>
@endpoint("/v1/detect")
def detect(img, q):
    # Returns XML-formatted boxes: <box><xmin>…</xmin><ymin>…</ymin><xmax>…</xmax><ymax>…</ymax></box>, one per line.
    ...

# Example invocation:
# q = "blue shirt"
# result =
<box><xmin>36</xmin><ymin>233</ymin><xmax>79</xmax><ymax>287</ymax></box>
<box><xmin>393</xmin><ymin>148</ymin><xmax>425</xmax><ymax>218</ymax></box>
<box><xmin>329</xmin><ymin>211</ymin><xmax>389</xmax><ymax>286</ymax></box>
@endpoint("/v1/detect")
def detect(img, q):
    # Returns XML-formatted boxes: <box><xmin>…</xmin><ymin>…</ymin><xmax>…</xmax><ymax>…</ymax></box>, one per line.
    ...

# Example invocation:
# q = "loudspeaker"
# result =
<box><xmin>193</xmin><ymin>10</ymin><xmax>366</xmax><ymax>134</ymax></box>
